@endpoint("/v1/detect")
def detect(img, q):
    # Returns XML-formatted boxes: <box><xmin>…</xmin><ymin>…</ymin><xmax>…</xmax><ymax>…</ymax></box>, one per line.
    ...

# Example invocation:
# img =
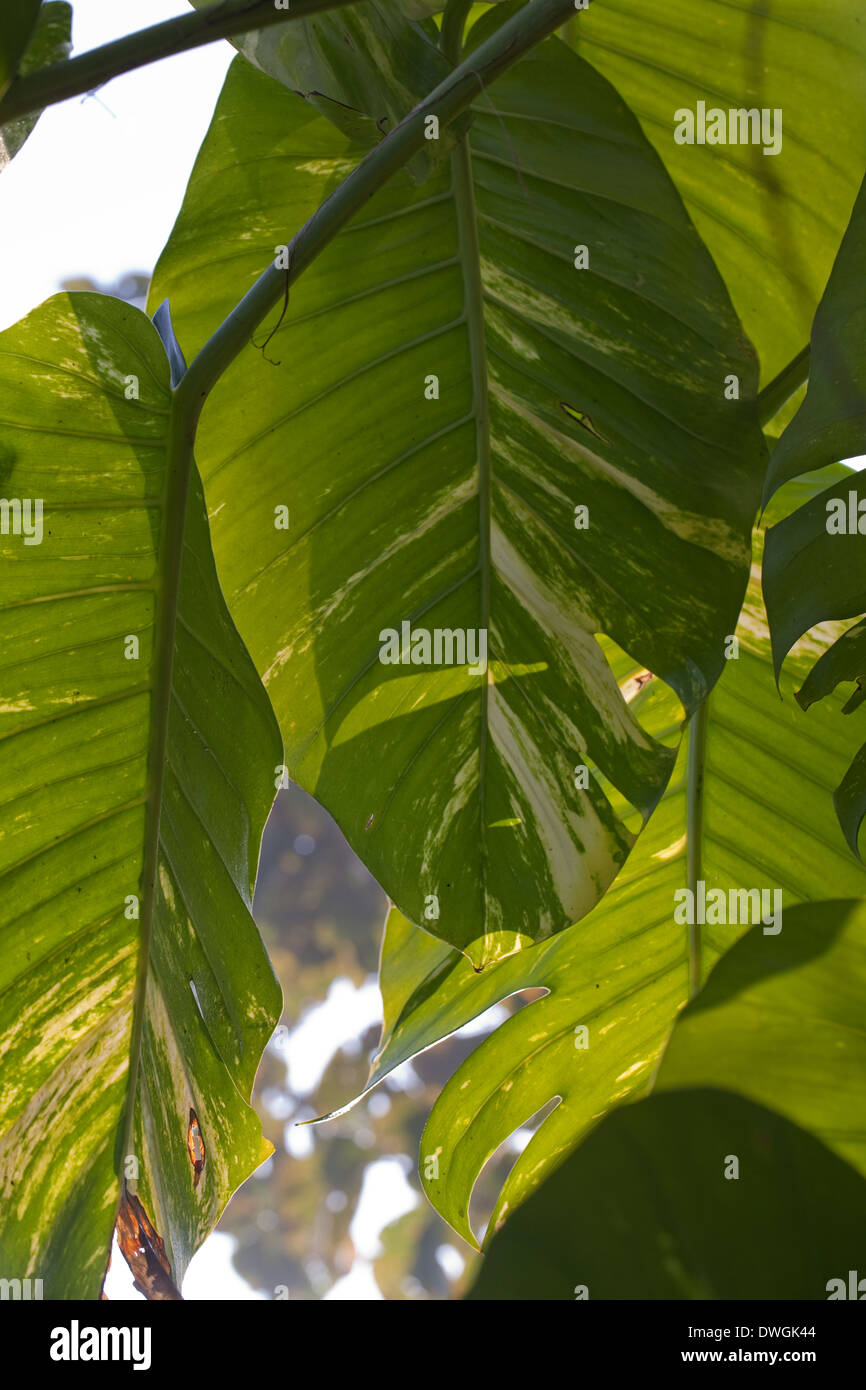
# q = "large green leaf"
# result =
<box><xmin>468</xmin><ymin>898</ymin><xmax>866</xmax><ymax>1298</ymax></box>
<box><xmin>763</xmin><ymin>175</ymin><xmax>866</xmax><ymax>853</ymax></box>
<box><xmin>0</xmin><ymin>294</ymin><xmax>281</xmax><ymax>1298</ymax></box>
<box><xmin>327</xmin><ymin>470</ymin><xmax>866</xmax><ymax>1246</ymax></box>
<box><xmin>466</xmin><ymin>1088</ymin><xmax>866</xmax><ymax>1300</ymax></box>
<box><xmin>190</xmin><ymin>0</ymin><xmax>459</xmax><ymax>179</ymax></box>
<box><xmin>1</xmin><ymin>3</ymin><xmax>72</xmax><ymax>170</ymax></box>
<box><xmin>764</xmin><ymin>174</ymin><xmax>866</xmax><ymax>499</ymax></box>
<box><xmin>574</xmin><ymin>0</ymin><xmax>866</xmax><ymax>383</ymax></box>
<box><xmin>150</xmin><ymin>28</ymin><xmax>765</xmax><ymax>967</ymax></box>
<box><xmin>656</xmin><ymin>898</ymin><xmax>866</xmax><ymax>1179</ymax></box>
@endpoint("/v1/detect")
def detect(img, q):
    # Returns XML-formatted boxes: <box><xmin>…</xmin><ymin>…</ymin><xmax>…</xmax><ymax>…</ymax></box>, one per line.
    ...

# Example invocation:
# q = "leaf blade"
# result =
<box><xmin>575</xmin><ymin>0</ymin><xmax>866</xmax><ymax>383</ymax></box>
<box><xmin>465</xmin><ymin>1088</ymin><xmax>866</xmax><ymax>1300</ymax></box>
<box><xmin>150</xmin><ymin>37</ymin><xmax>765</xmax><ymax>966</ymax></box>
<box><xmin>1</xmin><ymin>3</ymin><xmax>73</xmax><ymax>170</ymax></box>
<box><xmin>348</xmin><ymin>478</ymin><xmax>866</xmax><ymax>1244</ymax></box>
<box><xmin>763</xmin><ymin>173</ymin><xmax>866</xmax><ymax>852</ymax></box>
<box><xmin>0</xmin><ymin>292</ymin><xmax>282</xmax><ymax>1297</ymax></box>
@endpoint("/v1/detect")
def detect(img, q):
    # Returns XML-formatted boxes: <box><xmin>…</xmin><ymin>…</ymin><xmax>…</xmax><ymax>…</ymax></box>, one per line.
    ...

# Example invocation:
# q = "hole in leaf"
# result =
<box><xmin>189</xmin><ymin>978</ymin><xmax>205</xmax><ymax>1022</ymax></box>
<box><xmin>113</xmin><ymin>1187</ymin><xmax>182</xmax><ymax>1301</ymax></box>
<box><xmin>468</xmin><ymin>1096</ymin><xmax>561</xmax><ymax>1245</ymax></box>
<box><xmin>187</xmin><ymin>1107</ymin><xmax>206</xmax><ymax>1190</ymax></box>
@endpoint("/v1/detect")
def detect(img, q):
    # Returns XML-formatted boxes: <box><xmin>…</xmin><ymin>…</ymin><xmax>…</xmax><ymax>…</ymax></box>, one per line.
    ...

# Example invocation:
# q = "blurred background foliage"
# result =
<box><xmin>230</xmin><ymin>780</ymin><xmax>535</xmax><ymax>1301</ymax></box>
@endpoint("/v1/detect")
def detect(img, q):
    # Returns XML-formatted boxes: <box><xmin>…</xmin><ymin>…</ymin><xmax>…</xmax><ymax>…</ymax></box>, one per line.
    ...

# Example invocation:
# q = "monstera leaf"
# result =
<box><xmin>150</xmin><ymin>18</ymin><xmax>765</xmax><ymax>968</ymax></box>
<box><xmin>656</xmin><ymin>897</ymin><xmax>866</xmax><ymax>1179</ymax></box>
<box><xmin>466</xmin><ymin>1087</ymin><xmax>866</xmax><ymax>1300</ymax></box>
<box><xmin>0</xmin><ymin>294</ymin><xmax>281</xmax><ymax>1298</ymax></box>
<box><xmin>467</xmin><ymin>897</ymin><xmax>866</xmax><ymax>1298</ymax></box>
<box><xmin>322</xmin><ymin>470</ymin><xmax>866</xmax><ymax>1246</ymax></box>
<box><xmin>1</xmin><ymin>2</ymin><xmax>72</xmax><ymax>170</ymax></box>
<box><xmin>763</xmin><ymin>174</ymin><xmax>866</xmax><ymax>853</ymax></box>
<box><xmin>574</xmin><ymin>0</ymin><xmax>866</xmax><ymax>384</ymax></box>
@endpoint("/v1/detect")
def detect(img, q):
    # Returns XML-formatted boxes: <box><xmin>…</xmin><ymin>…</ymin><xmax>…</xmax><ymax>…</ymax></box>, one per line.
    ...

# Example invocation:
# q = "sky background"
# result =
<box><xmin>0</xmin><ymin>0</ymin><xmax>232</xmax><ymax>332</ymax></box>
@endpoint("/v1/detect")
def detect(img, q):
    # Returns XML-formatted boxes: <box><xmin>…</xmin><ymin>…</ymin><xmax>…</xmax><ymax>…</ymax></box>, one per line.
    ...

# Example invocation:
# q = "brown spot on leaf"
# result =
<box><xmin>187</xmin><ymin>1107</ymin><xmax>205</xmax><ymax>1189</ymax></box>
<box><xmin>116</xmin><ymin>1187</ymin><xmax>182</xmax><ymax>1301</ymax></box>
<box><xmin>621</xmin><ymin>668</ymin><xmax>655</xmax><ymax>703</ymax></box>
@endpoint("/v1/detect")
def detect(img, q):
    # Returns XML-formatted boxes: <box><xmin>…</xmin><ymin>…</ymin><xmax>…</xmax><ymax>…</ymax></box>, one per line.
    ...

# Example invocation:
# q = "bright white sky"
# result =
<box><xmin>0</xmin><ymin>0</ymin><xmax>233</xmax><ymax>331</ymax></box>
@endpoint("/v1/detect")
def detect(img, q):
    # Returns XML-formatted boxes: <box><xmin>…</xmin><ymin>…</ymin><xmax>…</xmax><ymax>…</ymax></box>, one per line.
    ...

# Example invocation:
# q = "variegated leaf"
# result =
<box><xmin>325</xmin><ymin>471</ymin><xmax>866</xmax><ymax>1245</ymax></box>
<box><xmin>0</xmin><ymin>294</ymin><xmax>281</xmax><ymax>1298</ymax></box>
<box><xmin>573</xmin><ymin>0</ymin><xmax>866</xmax><ymax>384</ymax></box>
<box><xmin>150</xmin><ymin>24</ymin><xmax>765</xmax><ymax>966</ymax></box>
<box><xmin>190</xmin><ymin>0</ymin><xmax>458</xmax><ymax>179</ymax></box>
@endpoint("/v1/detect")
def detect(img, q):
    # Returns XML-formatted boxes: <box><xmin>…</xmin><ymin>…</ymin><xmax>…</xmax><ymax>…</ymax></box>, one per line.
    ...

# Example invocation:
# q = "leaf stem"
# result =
<box><xmin>0</xmin><ymin>0</ymin><xmax>357</xmax><ymax>124</ymax></box>
<box><xmin>757</xmin><ymin>345</ymin><xmax>810</xmax><ymax>428</ymax></box>
<box><xmin>440</xmin><ymin>0</ymin><xmax>474</xmax><ymax>62</ymax></box>
<box><xmin>451</xmin><ymin>131</ymin><xmax>492</xmax><ymax>945</ymax></box>
<box><xmin>686</xmin><ymin>697</ymin><xmax>709</xmax><ymax>997</ymax></box>
<box><xmin>176</xmin><ymin>0</ymin><xmax>589</xmax><ymax>426</ymax></box>
<box><xmin>440</xmin><ymin>3</ymin><xmax>490</xmax><ymax>883</ymax></box>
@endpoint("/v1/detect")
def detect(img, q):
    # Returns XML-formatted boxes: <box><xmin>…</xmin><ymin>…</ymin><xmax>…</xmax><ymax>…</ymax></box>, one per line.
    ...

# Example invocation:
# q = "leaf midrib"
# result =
<box><xmin>685</xmin><ymin>697</ymin><xmax>708</xmax><ymax>996</ymax></box>
<box><xmin>450</xmin><ymin>132</ymin><xmax>493</xmax><ymax>956</ymax></box>
<box><xmin>116</xmin><ymin>388</ymin><xmax>193</xmax><ymax>1227</ymax></box>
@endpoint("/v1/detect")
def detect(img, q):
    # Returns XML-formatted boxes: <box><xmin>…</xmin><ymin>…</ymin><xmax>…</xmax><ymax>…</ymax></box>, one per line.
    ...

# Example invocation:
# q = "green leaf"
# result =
<box><xmin>331</xmin><ymin>472</ymin><xmax>866</xmax><ymax>1246</ymax></box>
<box><xmin>150</xmin><ymin>34</ymin><xmax>765</xmax><ymax>967</ymax></box>
<box><xmin>764</xmin><ymin>478</ymin><xmax>866</xmax><ymax>691</ymax></box>
<box><xmin>763</xmin><ymin>175</ymin><xmax>866</xmax><ymax>853</ymax></box>
<box><xmin>574</xmin><ymin>0</ymin><xmax>866</xmax><ymax>383</ymax></box>
<box><xmin>656</xmin><ymin>899</ymin><xmax>866</xmax><ymax>1180</ymax></box>
<box><xmin>468</xmin><ymin>898</ymin><xmax>866</xmax><ymax>1298</ymax></box>
<box><xmin>0</xmin><ymin>293</ymin><xmax>282</xmax><ymax>1298</ymax></box>
<box><xmin>765</xmin><ymin>174</ymin><xmax>866</xmax><ymax>501</ymax></box>
<box><xmin>465</xmin><ymin>1089</ymin><xmax>866</xmax><ymax>1300</ymax></box>
<box><xmin>0</xmin><ymin>0</ymin><xmax>40</xmax><ymax>99</ymax></box>
<box><xmin>1</xmin><ymin>3</ymin><xmax>72</xmax><ymax>170</ymax></box>
<box><xmin>189</xmin><ymin>0</ymin><xmax>459</xmax><ymax>180</ymax></box>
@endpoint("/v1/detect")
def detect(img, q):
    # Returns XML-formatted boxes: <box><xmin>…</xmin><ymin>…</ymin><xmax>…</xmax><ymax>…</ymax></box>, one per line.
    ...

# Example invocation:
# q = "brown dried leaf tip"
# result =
<box><xmin>116</xmin><ymin>1187</ymin><xmax>182</xmax><ymax>1301</ymax></box>
<box><xmin>187</xmin><ymin>1107</ymin><xmax>205</xmax><ymax>1189</ymax></box>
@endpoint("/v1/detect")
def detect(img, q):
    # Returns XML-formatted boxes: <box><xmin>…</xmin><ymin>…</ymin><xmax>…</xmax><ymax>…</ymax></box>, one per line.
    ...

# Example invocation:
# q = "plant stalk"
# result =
<box><xmin>440</xmin><ymin>0</ymin><xmax>474</xmax><ymax>61</ymax></box>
